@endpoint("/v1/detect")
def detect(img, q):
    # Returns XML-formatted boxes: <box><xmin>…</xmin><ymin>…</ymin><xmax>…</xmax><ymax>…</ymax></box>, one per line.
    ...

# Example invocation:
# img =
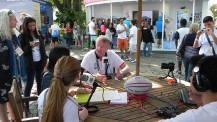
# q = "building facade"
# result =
<box><xmin>84</xmin><ymin>0</ymin><xmax>215</xmax><ymax>50</ymax></box>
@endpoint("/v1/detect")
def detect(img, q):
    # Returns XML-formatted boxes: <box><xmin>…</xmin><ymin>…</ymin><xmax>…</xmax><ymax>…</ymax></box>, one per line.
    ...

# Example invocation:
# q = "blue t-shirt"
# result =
<box><xmin>124</xmin><ymin>20</ymin><xmax>131</xmax><ymax>35</ymax></box>
<box><xmin>156</xmin><ymin>16</ymin><xmax>163</xmax><ymax>32</ymax></box>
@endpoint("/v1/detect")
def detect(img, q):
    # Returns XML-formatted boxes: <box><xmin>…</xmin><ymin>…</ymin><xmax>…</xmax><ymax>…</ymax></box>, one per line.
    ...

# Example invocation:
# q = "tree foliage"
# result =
<box><xmin>210</xmin><ymin>6</ymin><xmax>217</xmax><ymax>23</ymax></box>
<box><xmin>46</xmin><ymin>0</ymin><xmax>86</xmax><ymax>30</ymax></box>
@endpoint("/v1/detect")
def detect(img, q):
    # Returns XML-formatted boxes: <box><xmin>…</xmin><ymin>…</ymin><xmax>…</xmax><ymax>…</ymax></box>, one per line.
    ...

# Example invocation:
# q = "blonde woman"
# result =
<box><xmin>38</xmin><ymin>56</ymin><xmax>88</xmax><ymax>122</ymax></box>
<box><xmin>176</xmin><ymin>23</ymin><xmax>199</xmax><ymax>81</ymax></box>
<box><xmin>0</xmin><ymin>9</ymin><xmax>27</xmax><ymax>122</ymax></box>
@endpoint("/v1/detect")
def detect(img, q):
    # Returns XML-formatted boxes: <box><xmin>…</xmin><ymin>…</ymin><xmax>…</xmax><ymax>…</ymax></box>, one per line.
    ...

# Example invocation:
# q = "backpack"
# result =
<box><xmin>52</xmin><ymin>29</ymin><xmax>58</xmax><ymax>37</ymax></box>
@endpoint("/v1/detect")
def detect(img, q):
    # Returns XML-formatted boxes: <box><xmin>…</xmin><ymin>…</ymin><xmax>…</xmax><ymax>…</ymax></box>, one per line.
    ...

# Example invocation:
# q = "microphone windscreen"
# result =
<box><xmin>80</xmin><ymin>75</ymin><xmax>89</xmax><ymax>81</ymax></box>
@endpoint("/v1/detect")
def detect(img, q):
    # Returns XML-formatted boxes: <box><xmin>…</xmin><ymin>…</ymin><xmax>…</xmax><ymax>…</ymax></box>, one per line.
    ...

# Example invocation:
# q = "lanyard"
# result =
<box><xmin>205</xmin><ymin>33</ymin><xmax>216</xmax><ymax>55</ymax></box>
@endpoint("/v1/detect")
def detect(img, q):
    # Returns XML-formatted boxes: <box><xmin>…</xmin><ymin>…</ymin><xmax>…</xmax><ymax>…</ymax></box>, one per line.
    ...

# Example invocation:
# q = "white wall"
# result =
<box><xmin>94</xmin><ymin>4</ymin><xmax>123</xmax><ymax>19</ymax></box>
<box><xmin>0</xmin><ymin>1</ymin><xmax>33</xmax><ymax>28</ymax></box>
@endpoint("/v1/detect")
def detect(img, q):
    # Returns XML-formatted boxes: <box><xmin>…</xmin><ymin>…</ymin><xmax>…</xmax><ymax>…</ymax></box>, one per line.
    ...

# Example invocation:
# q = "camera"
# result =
<box><xmin>161</xmin><ymin>62</ymin><xmax>175</xmax><ymax>71</ymax></box>
<box><xmin>201</xmin><ymin>29</ymin><xmax>207</xmax><ymax>33</ymax></box>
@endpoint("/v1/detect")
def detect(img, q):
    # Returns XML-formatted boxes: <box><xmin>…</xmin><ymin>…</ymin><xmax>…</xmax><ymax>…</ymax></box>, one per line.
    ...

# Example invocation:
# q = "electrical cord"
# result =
<box><xmin>147</xmin><ymin>93</ymin><xmax>176</xmax><ymax>108</ymax></box>
<box><xmin>102</xmin><ymin>86</ymin><xmax>105</xmax><ymax>102</ymax></box>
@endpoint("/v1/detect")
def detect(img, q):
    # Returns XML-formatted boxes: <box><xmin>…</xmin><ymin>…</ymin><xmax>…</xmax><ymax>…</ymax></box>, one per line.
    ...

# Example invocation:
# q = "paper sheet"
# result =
<box><xmin>110</xmin><ymin>92</ymin><xmax>128</xmax><ymax>104</ymax></box>
<box><xmin>90</xmin><ymin>90</ymin><xmax>120</xmax><ymax>102</ymax></box>
<box><xmin>75</xmin><ymin>90</ymin><xmax>120</xmax><ymax>103</ymax></box>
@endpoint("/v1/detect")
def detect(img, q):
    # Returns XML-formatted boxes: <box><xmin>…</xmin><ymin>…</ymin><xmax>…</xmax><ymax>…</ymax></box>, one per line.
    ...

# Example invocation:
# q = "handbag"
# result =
<box><xmin>177</xmin><ymin>35</ymin><xmax>187</xmax><ymax>58</ymax></box>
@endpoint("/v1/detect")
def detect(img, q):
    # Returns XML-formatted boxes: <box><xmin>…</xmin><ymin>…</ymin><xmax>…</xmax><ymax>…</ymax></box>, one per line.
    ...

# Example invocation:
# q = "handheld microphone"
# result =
<box><xmin>80</xmin><ymin>73</ymin><xmax>101</xmax><ymax>87</ymax></box>
<box><xmin>81</xmin><ymin>73</ymin><xmax>101</xmax><ymax>113</ymax></box>
<box><xmin>80</xmin><ymin>73</ymin><xmax>95</xmax><ymax>86</ymax></box>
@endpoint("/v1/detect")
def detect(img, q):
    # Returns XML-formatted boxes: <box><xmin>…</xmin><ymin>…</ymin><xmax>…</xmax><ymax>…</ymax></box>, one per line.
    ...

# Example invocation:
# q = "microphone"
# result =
<box><xmin>102</xmin><ymin>56</ymin><xmax>112</xmax><ymax>80</ymax></box>
<box><xmin>81</xmin><ymin>73</ymin><xmax>101</xmax><ymax>113</ymax></box>
<box><xmin>80</xmin><ymin>73</ymin><xmax>101</xmax><ymax>87</ymax></box>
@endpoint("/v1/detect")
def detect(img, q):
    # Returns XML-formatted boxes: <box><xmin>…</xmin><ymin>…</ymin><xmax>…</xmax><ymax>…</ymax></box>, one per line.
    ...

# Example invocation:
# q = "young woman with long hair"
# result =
<box><xmin>19</xmin><ymin>17</ymin><xmax>47</xmax><ymax>110</ymax></box>
<box><xmin>177</xmin><ymin>23</ymin><xmax>199</xmax><ymax>81</ymax></box>
<box><xmin>38</xmin><ymin>56</ymin><xmax>88</xmax><ymax>122</ymax></box>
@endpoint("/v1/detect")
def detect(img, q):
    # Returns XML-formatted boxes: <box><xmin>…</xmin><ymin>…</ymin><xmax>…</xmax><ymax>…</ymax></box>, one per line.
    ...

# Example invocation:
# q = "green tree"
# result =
<box><xmin>46</xmin><ymin>0</ymin><xmax>86</xmax><ymax>30</ymax></box>
<box><xmin>210</xmin><ymin>5</ymin><xmax>217</xmax><ymax>24</ymax></box>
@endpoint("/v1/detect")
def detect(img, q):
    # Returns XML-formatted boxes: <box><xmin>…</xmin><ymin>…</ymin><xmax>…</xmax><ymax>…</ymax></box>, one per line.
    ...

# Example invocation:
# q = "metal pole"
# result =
<box><xmin>110</xmin><ymin>3</ymin><xmax>113</xmax><ymax>22</ymax></box>
<box><xmin>192</xmin><ymin>0</ymin><xmax>195</xmax><ymax>23</ymax></box>
<box><xmin>161</xmin><ymin>0</ymin><xmax>165</xmax><ymax>49</ymax></box>
<box><xmin>136</xmin><ymin>0</ymin><xmax>142</xmax><ymax>76</ymax></box>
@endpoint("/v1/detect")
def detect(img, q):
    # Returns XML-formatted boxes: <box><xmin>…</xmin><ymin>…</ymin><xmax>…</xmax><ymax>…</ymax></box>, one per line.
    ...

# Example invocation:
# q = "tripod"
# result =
<box><xmin>159</xmin><ymin>69</ymin><xmax>177</xmax><ymax>84</ymax></box>
<box><xmin>159</xmin><ymin>69</ymin><xmax>175</xmax><ymax>79</ymax></box>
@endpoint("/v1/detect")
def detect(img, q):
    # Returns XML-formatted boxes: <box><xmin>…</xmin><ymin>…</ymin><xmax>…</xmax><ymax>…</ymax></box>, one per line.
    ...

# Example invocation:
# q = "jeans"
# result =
<box><xmin>143</xmin><ymin>42</ymin><xmax>152</xmax><ymax>57</ymax></box>
<box><xmin>24</xmin><ymin>61</ymin><xmax>43</xmax><ymax>108</ymax></box>
<box><xmin>66</xmin><ymin>37</ymin><xmax>71</xmax><ymax>48</ymax></box>
<box><xmin>60</xmin><ymin>36</ymin><xmax>67</xmax><ymax>47</ymax></box>
<box><xmin>112</xmin><ymin>36</ymin><xmax>117</xmax><ymax>47</ymax></box>
<box><xmin>182</xmin><ymin>58</ymin><xmax>193</xmax><ymax>82</ymax></box>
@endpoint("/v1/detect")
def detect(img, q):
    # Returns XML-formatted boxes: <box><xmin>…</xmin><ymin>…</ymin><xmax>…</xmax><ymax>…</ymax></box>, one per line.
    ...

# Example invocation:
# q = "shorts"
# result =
<box><xmin>157</xmin><ymin>32</ymin><xmax>162</xmax><ymax>39</ymax></box>
<box><xmin>0</xmin><ymin>74</ymin><xmax>12</xmax><ymax>104</ymax></box>
<box><xmin>90</xmin><ymin>36</ymin><xmax>97</xmax><ymax>42</ymax></box>
<box><xmin>118</xmin><ymin>38</ymin><xmax>128</xmax><ymax>50</ymax></box>
<box><xmin>129</xmin><ymin>43</ymin><xmax>137</xmax><ymax>52</ymax></box>
<box><xmin>51</xmin><ymin>37</ymin><xmax>59</xmax><ymax>43</ymax></box>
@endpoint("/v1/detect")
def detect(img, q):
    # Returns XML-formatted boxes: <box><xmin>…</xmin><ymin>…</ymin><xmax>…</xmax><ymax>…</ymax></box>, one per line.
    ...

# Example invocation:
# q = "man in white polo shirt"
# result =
<box><xmin>193</xmin><ymin>16</ymin><xmax>217</xmax><ymax>56</ymax></box>
<box><xmin>81</xmin><ymin>35</ymin><xmax>130</xmax><ymax>82</ymax></box>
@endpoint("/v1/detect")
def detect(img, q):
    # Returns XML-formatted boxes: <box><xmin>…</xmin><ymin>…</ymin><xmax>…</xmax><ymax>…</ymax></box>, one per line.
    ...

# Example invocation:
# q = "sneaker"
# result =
<box><xmin>125</xmin><ymin>58</ymin><xmax>132</xmax><ymax>61</ymax></box>
<box><xmin>131</xmin><ymin>59</ymin><xmax>136</xmax><ymax>63</ymax></box>
<box><xmin>177</xmin><ymin>70</ymin><xmax>182</xmax><ymax>75</ymax></box>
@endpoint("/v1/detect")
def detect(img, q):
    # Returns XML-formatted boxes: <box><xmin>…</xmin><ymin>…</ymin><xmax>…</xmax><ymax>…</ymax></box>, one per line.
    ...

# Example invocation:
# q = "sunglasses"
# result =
<box><xmin>8</xmin><ymin>10</ymin><xmax>13</xmax><ymax>16</ymax></box>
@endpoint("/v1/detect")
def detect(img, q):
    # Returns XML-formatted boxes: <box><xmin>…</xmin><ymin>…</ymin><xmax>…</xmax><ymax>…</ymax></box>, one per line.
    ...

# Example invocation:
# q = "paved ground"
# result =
<box><xmin>20</xmin><ymin>46</ymin><xmax>186</xmax><ymax>118</ymax></box>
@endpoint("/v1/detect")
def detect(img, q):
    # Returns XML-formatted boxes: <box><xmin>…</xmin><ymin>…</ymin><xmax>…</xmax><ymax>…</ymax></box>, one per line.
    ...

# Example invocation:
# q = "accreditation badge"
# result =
<box><xmin>15</xmin><ymin>46</ymin><xmax>24</xmax><ymax>56</ymax></box>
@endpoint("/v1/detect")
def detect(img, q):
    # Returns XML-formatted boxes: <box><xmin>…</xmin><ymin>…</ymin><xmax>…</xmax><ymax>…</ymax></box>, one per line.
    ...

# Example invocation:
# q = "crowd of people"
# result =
<box><xmin>48</xmin><ymin>20</ymin><xmax>82</xmax><ymax>49</ymax></box>
<box><xmin>1</xmin><ymin>8</ymin><xmax>217</xmax><ymax>122</ymax></box>
<box><xmin>87</xmin><ymin>17</ymin><xmax>156</xmax><ymax>63</ymax></box>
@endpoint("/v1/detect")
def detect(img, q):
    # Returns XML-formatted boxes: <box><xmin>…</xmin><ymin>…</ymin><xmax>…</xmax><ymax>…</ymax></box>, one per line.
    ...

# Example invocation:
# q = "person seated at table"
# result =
<box><xmin>188</xmin><ymin>55</ymin><xmax>205</xmax><ymax>107</ymax></box>
<box><xmin>38</xmin><ymin>56</ymin><xmax>88</xmax><ymax>122</ymax></box>
<box><xmin>41</xmin><ymin>46</ymin><xmax>91</xmax><ymax>93</ymax></box>
<box><xmin>81</xmin><ymin>35</ymin><xmax>130</xmax><ymax>82</ymax></box>
<box><xmin>158</xmin><ymin>55</ymin><xmax>217</xmax><ymax>122</ymax></box>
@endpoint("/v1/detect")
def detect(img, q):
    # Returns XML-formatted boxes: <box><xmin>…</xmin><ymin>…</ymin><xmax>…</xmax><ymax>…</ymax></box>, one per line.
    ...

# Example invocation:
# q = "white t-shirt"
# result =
<box><xmin>51</xmin><ymin>24</ymin><xmax>60</xmax><ymax>36</ymax></box>
<box><xmin>130</xmin><ymin>26</ymin><xmax>138</xmax><ymax>45</ymax></box>
<box><xmin>81</xmin><ymin>50</ymin><xmax>125</xmax><ymax>74</ymax></box>
<box><xmin>88</xmin><ymin>21</ymin><xmax>96</xmax><ymax>35</ymax></box>
<box><xmin>38</xmin><ymin>88</ymin><xmax>79</xmax><ymax>122</ymax></box>
<box><xmin>116</xmin><ymin>24</ymin><xmax>127</xmax><ymax>39</ymax></box>
<box><xmin>177</xmin><ymin>27</ymin><xmax>190</xmax><ymax>49</ymax></box>
<box><xmin>159</xmin><ymin>101</ymin><xmax>217</xmax><ymax>122</ymax></box>
<box><xmin>105</xmin><ymin>28</ymin><xmax>112</xmax><ymax>41</ymax></box>
<box><xmin>32</xmin><ymin>37</ymin><xmax>41</xmax><ymax>62</ymax></box>
<box><xmin>198</xmin><ymin>29</ymin><xmax>217</xmax><ymax>56</ymax></box>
